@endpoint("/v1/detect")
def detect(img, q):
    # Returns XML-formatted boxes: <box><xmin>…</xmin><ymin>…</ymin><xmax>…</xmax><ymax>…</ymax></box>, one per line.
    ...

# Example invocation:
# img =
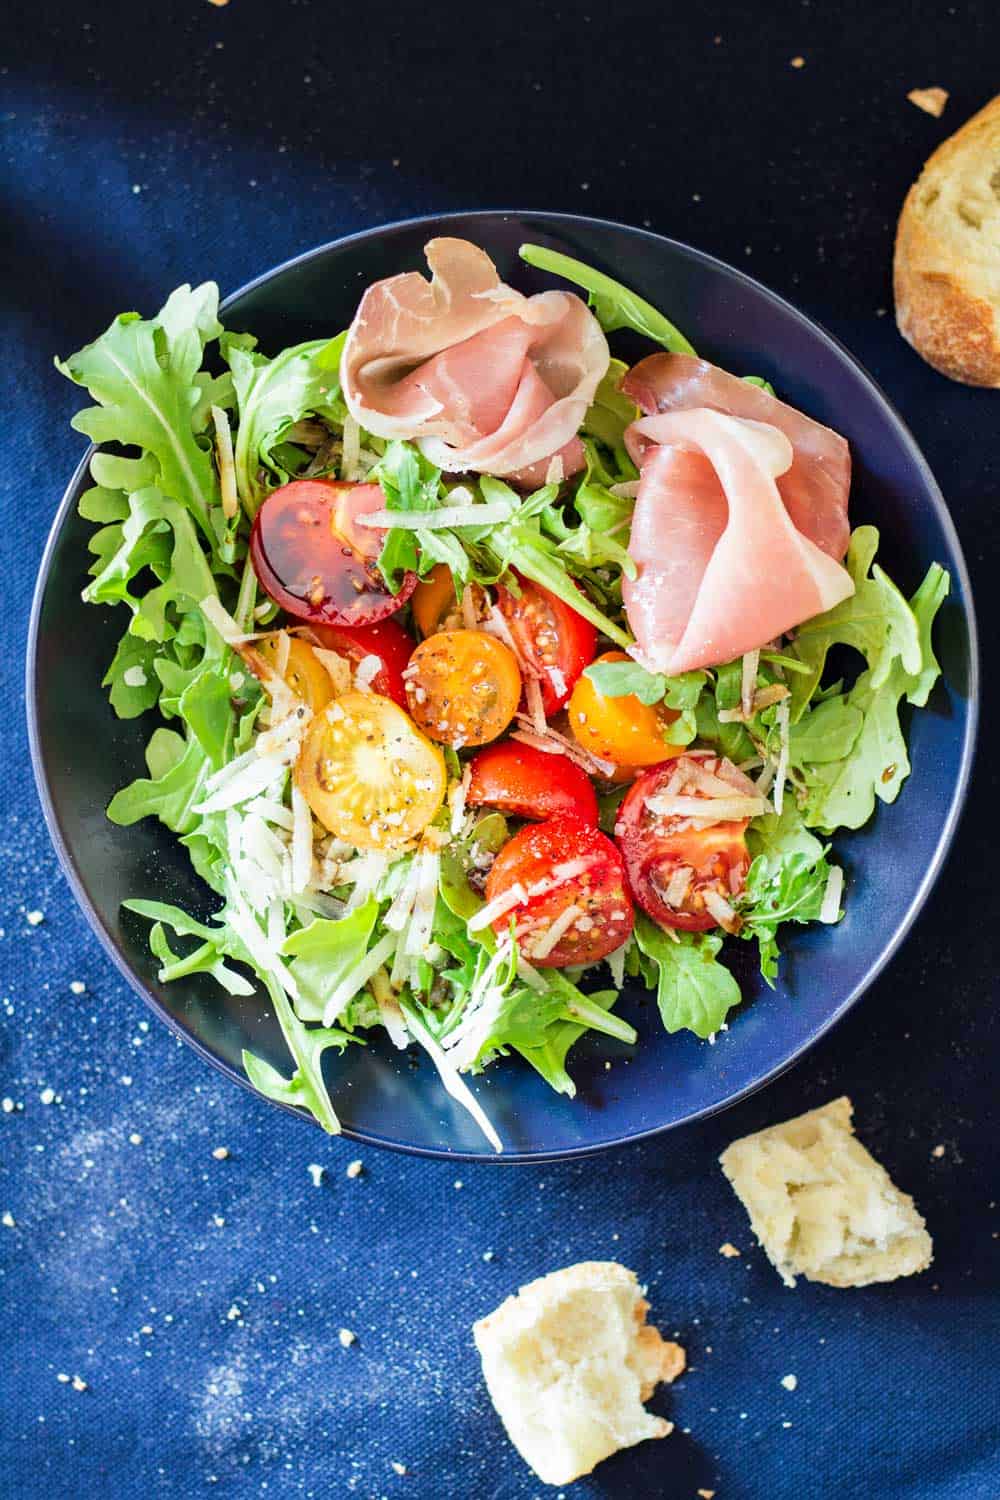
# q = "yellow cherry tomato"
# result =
<box><xmin>568</xmin><ymin>650</ymin><xmax>685</xmax><ymax>768</ymax></box>
<box><xmin>295</xmin><ymin>692</ymin><xmax>446</xmax><ymax>850</ymax></box>
<box><xmin>411</xmin><ymin>564</ymin><xmax>487</xmax><ymax>637</ymax></box>
<box><xmin>255</xmin><ymin>635</ymin><xmax>335</xmax><ymax>713</ymax></box>
<box><xmin>404</xmin><ymin>630</ymin><xmax>522</xmax><ymax>748</ymax></box>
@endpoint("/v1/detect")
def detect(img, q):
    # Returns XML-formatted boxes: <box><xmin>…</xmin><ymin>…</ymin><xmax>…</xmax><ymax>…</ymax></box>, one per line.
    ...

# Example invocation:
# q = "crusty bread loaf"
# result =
<box><xmin>894</xmin><ymin>93</ymin><xmax>1000</xmax><ymax>386</ymax></box>
<box><xmin>472</xmin><ymin>1261</ymin><xmax>685</xmax><ymax>1486</ymax></box>
<box><xmin>719</xmin><ymin>1097</ymin><xmax>933</xmax><ymax>1289</ymax></box>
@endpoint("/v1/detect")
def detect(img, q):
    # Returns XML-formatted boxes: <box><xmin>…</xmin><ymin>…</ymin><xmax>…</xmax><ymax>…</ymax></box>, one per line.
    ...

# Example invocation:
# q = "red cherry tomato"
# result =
<box><xmin>310</xmin><ymin>618</ymin><xmax>415</xmax><ymax>708</ymax></box>
<box><xmin>250</xmin><ymin>479</ymin><xmax>416</xmax><ymax>627</ymax></box>
<box><xmin>467</xmin><ymin>742</ymin><xmax>598</xmax><ymax>824</ymax></box>
<box><xmin>485</xmin><ymin>814</ymin><xmax>633</xmax><ymax>967</ymax></box>
<box><xmin>615</xmin><ymin>752</ymin><xmax>751</xmax><ymax>933</ymax></box>
<box><xmin>496</xmin><ymin>575</ymin><xmax>597</xmax><ymax>715</ymax></box>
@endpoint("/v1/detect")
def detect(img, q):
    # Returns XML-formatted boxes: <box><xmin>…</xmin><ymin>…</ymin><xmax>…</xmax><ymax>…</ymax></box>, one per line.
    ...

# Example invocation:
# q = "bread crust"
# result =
<box><xmin>894</xmin><ymin>93</ymin><xmax>1000</xmax><ymax>386</ymax></box>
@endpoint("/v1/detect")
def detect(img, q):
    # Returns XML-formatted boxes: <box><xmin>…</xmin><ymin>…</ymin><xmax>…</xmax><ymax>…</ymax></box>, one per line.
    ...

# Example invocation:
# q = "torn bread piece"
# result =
<box><xmin>473</xmin><ymin>1261</ymin><xmax>685</xmax><ymax>1486</ymax></box>
<box><xmin>720</xmin><ymin>1096</ymin><xmax>933</xmax><ymax>1288</ymax></box>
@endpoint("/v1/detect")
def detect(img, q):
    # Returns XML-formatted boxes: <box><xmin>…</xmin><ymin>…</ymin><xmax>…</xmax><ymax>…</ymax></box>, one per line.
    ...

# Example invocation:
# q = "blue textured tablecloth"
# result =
<box><xmin>3</xmin><ymin>3</ymin><xmax>999</xmax><ymax>1495</ymax></box>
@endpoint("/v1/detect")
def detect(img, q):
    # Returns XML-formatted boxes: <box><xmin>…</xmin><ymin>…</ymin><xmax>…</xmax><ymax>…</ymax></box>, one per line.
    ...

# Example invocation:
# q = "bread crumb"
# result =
<box><xmin>338</xmin><ymin>1328</ymin><xmax>356</xmax><ymax>1348</ymax></box>
<box><xmin>212</xmin><ymin>1146</ymin><xmax>230</xmax><ymax>1160</ymax></box>
<box><xmin>346</xmin><ymin>1159</ymin><xmax>363</xmax><ymax>1179</ymax></box>
<box><xmin>790</xmin><ymin>55</ymin><xmax>805</xmax><ymax>69</ymax></box>
<box><xmin>307</xmin><ymin>1163</ymin><xmax>325</xmax><ymax>1187</ymax></box>
<box><xmin>931</xmin><ymin>1144</ymin><xmax>945</xmax><ymax>1159</ymax></box>
<box><xmin>781</xmin><ymin>1373</ymin><xmax>798</xmax><ymax>1391</ymax></box>
<box><xmin>454</xmin><ymin>1179</ymin><xmax>463</xmax><ymax>1189</ymax></box>
<box><xmin>57</xmin><ymin>1373</ymin><xmax>70</xmax><ymax>1383</ymax></box>
<box><xmin>390</xmin><ymin>1461</ymin><xmax>407</xmax><ymax>1476</ymax></box>
<box><xmin>226</xmin><ymin>1305</ymin><xmax>242</xmax><ymax>1321</ymax></box>
<box><xmin>39</xmin><ymin>1087</ymin><xmax>55</xmax><ymax>1105</ymax></box>
<box><xmin>2</xmin><ymin>1210</ymin><xmax>15</xmax><ymax>1228</ymax></box>
<box><xmin>908</xmin><ymin>87</ymin><xmax>949</xmax><ymax>118</ymax></box>
<box><xmin>719</xmin><ymin>1242</ymin><xmax>741</xmax><ymax>1258</ymax></box>
<box><xmin>26</xmin><ymin>910</ymin><xmax>44</xmax><ymax>926</ymax></box>
<box><xmin>698</xmin><ymin>1491</ymin><xmax>716</xmax><ymax>1498</ymax></box>
<box><xmin>129</xmin><ymin>1132</ymin><xmax>142</xmax><ymax>1145</ymax></box>
<box><xmin>212</xmin><ymin>1215</ymin><xmax>225</xmax><ymax>1228</ymax></box>
<box><xmin>70</xmin><ymin>980</ymin><xmax>86</xmax><ymax>995</ymax></box>
<box><xmin>71</xmin><ymin>1376</ymin><xmax>89</xmax><ymax>1392</ymax></box>
<box><xmin>206</xmin><ymin>0</ymin><xmax>229</xmax><ymax>7</ymax></box>
<box><xmin>140</xmin><ymin>1325</ymin><xmax>153</xmax><ymax>1336</ymax></box>
<box><xmin>2</xmin><ymin>1098</ymin><xmax>14</xmax><ymax>1113</ymax></box>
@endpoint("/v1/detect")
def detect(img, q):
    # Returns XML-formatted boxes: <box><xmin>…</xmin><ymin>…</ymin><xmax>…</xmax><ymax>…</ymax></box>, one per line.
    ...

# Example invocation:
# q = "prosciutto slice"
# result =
<box><xmin>341</xmin><ymin>237</ymin><xmax>608</xmax><ymax>480</ymax></box>
<box><xmin>623</xmin><ymin>353</ymin><xmax>851</xmax><ymax>561</ymax></box>
<box><xmin>623</xmin><ymin>409</ymin><xmax>854</xmax><ymax>676</ymax></box>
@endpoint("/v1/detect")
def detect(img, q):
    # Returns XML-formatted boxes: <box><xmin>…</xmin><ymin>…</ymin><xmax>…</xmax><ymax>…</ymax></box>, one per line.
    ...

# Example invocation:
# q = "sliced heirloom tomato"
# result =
<box><xmin>404</xmin><ymin>630</ymin><xmax>521</xmax><ymax>748</ymax></box>
<box><xmin>467</xmin><ymin>741</ymin><xmax>598</xmax><ymax>824</ymax></box>
<box><xmin>615</xmin><ymin>751</ymin><xmax>756</xmax><ymax>933</ymax></box>
<box><xmin>296</xmin><ymin>691</ymin><xmax>446</xmax><ymax>850</ymax></box>
<box><xmin>311</xmin><ymin>619</ymin><xmax>414</xmax><ymax>708</ymax></box>
<box><xmin>250</xmin><ymin>479</ymin><xmax>416</xmax><ymax>627</ymax></box>
<box><xmin>485</xmin><ymin>813</ymin><xmax>633</xmax><ymax>967</ymax></box>
<box><xmin>254</xmin><ymin>635</ymin><xmax>334</xmax><ymax>713</ymax></box>
<box><xmin>497</xmin><ymin>575</ymin><xmax>597</xmax><ymax>714</ymax></box>
<box><xmin>569</xmin><ymin>650</ymin><xmax>686</xmax><ymax>771</ymax></box>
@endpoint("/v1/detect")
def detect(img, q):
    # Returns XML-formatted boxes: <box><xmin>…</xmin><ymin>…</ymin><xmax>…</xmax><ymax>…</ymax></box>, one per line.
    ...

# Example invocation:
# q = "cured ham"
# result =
<box><xmin>340</xmin><ymin>238</ymin><xmax>608</xmax><ymax>481</ymax></box>
<box><xmin>623</xmin><ymin>409</ymin><xmax>854</xmax><ymax>676</ymax></box>
<box><xmin>623</xmin><ymin>353</ymin><xmax>851</xmax><ymax>561</ymax></box>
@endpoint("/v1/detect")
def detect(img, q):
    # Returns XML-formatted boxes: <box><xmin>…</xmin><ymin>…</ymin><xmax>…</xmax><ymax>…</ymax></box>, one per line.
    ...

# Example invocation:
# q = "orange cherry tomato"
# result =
<box><xmin>568</xmin><ymin>651</ymin><xmax>685</xmax><ymax>768</ymax></box>
<box><xmin>254</xmin><ymin>635</ymin><xmax>335</xmax><ymax>713</ymax></box>
<box><xmin>404</xmin><ymin>630</ymin><xmax>521</xmax><ymax>748</ymax></box>
<box><xmin>411</xmin><ymin>564</ymin><xmax>487</xmax><ymax>638</ymax></box>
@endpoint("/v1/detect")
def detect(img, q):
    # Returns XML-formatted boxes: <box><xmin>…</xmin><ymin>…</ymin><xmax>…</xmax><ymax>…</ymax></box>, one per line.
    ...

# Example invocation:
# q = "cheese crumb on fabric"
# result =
<box><xmin>26</xmin><ymin>910</ymin><xmax>44</xmax><ymax>926</ymax></box>
<box><xmin>346</xmin><ymin>1159</ymin><xmax>363</xmax><ymax>1179</ymax></box>
<box><xmin>781</xmin><ymin>1373</ymin><xmax>798</xmax><ymax>1391</ymax></box>
<box><xmin>39</xmin><ymin>1087</ymin><xmax>55</xmax><ymax>1105</ymax></box>
<box><xmin>307</xmin><ymin>1163</ymin><xmax>325</xmax><ymax>1187</ymax></box>
<box><xmin>129</xmin><ymin>1132</ymin><xmax>142</xmax><ymax>1145</ymax></box>
<box><xmin>931</xmin><ymin>1144</ymin><xmax>945</xmax><ymax>1159</ymax></box>
<box><xmin>70</xmin><ymin>980</ymin><xmax>86</xmax><ymax>995</ymax></box>
<box><xmin>698</xmin><ymin>1491</ymin><xmax>716</xmax><ymax>1499</ymax></box>
<box><xmin>71</xmin><ymin>1376</ymin><xmax>89</xmax><ymax>1392</ymax></box>
<box><xmin>338</xmin><ymin>1328</ymin><xmax>356</xmax><ymax>1347</ymax></box>
<box><xmin>2</xmin><ymin>1210</ymin><xmax>15</xmax><ymax>1228</ymax></box>
<box><xmin>226</xmin><ymin>1304</ymin><xmax>242</xmax><ymax>1321</ymax></box>
<box><xmin>390</xmin><ymin>1461</ymin><xmax>408</xmax><ymax>1476</ymax></box>
<box><xmin>719</xmin><ymin>1242</ymin><xmax>741</xmax><ymax>1258</ymax></box>
<box><xmin>212</xmin><ymin>1146</ymin><xmax>230</xmax><ymax>1160</ymax></box>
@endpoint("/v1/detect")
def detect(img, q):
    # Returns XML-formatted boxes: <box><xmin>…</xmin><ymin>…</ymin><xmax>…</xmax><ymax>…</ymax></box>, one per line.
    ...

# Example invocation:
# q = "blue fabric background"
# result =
<box><xmin>3</xmin><ymin>2</ymin><xmax>999</xmax><ymax>1495</ymax></box>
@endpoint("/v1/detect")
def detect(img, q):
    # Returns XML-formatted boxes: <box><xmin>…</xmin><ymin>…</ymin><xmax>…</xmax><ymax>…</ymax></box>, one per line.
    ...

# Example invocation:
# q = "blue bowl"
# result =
<box><xmin>27</xmin><ymin>211</ymin><xmax>978</xmax><ymax>1161</ymax></box>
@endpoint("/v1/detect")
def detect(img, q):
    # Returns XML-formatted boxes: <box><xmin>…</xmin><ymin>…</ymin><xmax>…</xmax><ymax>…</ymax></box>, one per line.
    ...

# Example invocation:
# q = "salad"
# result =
<box><xmin>57</xmin><ymin>238</ymin><xmax>948</xmax><ymax>1151</ymax></box>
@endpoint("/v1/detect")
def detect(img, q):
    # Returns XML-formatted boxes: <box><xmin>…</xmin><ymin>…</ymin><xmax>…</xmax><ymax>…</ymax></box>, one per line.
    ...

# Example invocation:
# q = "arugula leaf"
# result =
<box><xmin>516</xmin><ymin>990</ymin><xmax>620</xmax><ymax>1096</ymax></box>
<box><xmin>787</xmin><ymin>695</ymin><xmax>864</xmax><ymax>767</ymax></box>
<box><xmin>56</xmin><ymin>284</ymin><xmax>223</xmax><ymax>543</ymax></box>
<box><xmin>229</xmin><ymin>337</ymin><xmax>345</xmax><ymax>516</ymax></box>
<box><xmin>789</xmin><ymin>527</ymin><xmax>921</xmax><ymax>718</ymax></box>
<box><xmin>633</xmin><ymin>914</ymin><xmax>741</xmax><ymax>1038</ymax></box>
<box><xmin>148</xmin><ymin>922</ymin><xmax>255</xmax><ymax>996</ymax></box>
<box><xmin>798</xmin><ymin>563</ymin><xmax>949</xmax><ymax>832</ymax></box>
<box><xmin>519</xmin><ymin>245</ymin><xmax>696</xmax><ymax>354</ymax></box>
<box><xmin>741</xmin><ymin>804</ymin><xmax>839</xmax><ymax>980</ymax></box>
<box><xmin>107</xmin><ymin>731</ymin><xmax>210</xmax><ymax>832</ymax></box>
<box><xmin>581</xmin><ymin>358</ymin><xmax>641</xmax><ymax>461</ymax></box>
<box><xmin>582</xmin><ymin>658</ymin><xmax>705</xmax><ymax>745</ymax></box>
<box><xmin>439</xmin><ymin>814</ymin><xmax>508</xmax><ymax>922</ymax></box>
<box><xmin>281</xmin><ymin>900</ymin><xmax>380</xmax><ymax>1023</ymax></box>
<box><xmin>374</xmin><ymin>440</ymin><xmax>445</xmax><ymax>589</ymax></box>
<box><xmin>243</xmin><ymin>975</ymin><xmax>357</xmax><ymax>1135</ymax></box>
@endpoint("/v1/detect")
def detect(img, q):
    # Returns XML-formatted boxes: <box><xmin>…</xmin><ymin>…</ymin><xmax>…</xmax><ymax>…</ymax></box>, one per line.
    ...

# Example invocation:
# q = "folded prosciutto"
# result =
<box><xmin>341</xmin><ymin>237</ymin><xmax>609</xmax><ymax>481</ymax></box>
<box><xmin>623</xmin><ymin>408</ymin><xmax>855</xmax><ymax>676</ymax></box>
<box><xmin>623</xmin><ymin>353</ymin><xmax>852</xmax><ymax>562</ymax></box>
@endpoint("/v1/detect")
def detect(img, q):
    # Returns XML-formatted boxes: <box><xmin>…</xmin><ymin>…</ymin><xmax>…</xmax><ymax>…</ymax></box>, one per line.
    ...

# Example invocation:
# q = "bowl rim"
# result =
<box><xmin>26</xmin><ymin>208</ymin><xmax>980</xmax><ymax>1163</ymax></box>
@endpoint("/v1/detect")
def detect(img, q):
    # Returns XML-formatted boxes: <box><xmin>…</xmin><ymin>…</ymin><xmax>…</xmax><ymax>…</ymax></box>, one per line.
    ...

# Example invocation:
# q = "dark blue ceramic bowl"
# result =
<box><xmin>28</xmin><ymin>212</ymin><xmax>978</xmax><ymax>1161</ymax></box>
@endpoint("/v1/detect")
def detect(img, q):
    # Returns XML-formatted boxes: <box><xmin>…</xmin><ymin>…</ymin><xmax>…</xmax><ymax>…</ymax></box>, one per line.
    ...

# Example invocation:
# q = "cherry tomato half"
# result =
<box><xmin>568</xmin><ymin>651</ymin><xmax>685</xmax><ymax>770</ymax></box>
<box><xmin>485</xmin><ymin>813</ymin><xmax>633</xmax><ymax>967</ymax></box>
<box><xmin>250</xmin><ymin>479</ymin><xmax>416</xmax><ymax>627</ymax></box>
<box><xmin>615</xmin><ymin>752</ymin><xmax>751</xmax><ymax>932</ymax></box>
<box><xmin>295</xmin><ymin>692</ymin><xmax>446</xmax><ymax>851</ymax></box>
<box><xmin>467</xmin><ymin>741</ymin><xmax>599</xmax><ymax>824</ymax></box>
<box><xmin>311</xmin><ymin>619</ymin><xmax>414</xmax><ymax>708</ymax></box>
<box><xmin>254</xmin><ymin>635</ymin><xmax>335</xmax><ymax>713</ymax></box>
<box><xmin>404</xmin><ymin>630</ymin><xmax>521</xmax><ymax>748</ymax></box>
<box><xmin>496</xmin><ymin>575</ymin><xmax>597</xmax><ymax>715</ymax></box>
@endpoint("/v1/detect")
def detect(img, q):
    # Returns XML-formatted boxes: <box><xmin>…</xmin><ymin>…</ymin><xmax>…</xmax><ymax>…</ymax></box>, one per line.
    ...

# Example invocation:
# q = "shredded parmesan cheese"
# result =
<box><xmin>645</xmin><ymin>793</ymin><xmax>772</xmax><ymax>822</ymax></box>
<box><xmin>528</xmin><ymin>903</ymin><xmax>584</xmax><ymax>960</ymax></box>
<box><xmin>524</xmin><ymin>672</ymin><xmax>547</xmax><ymax>735</ymax></box>
<box><xmin>200</xmin><ymin>595</ymin><xmax>244</xmax><ymax>647</ymax></box>
<box><xmin>354</xmin><ymin>654</ymin><xmax>382</xmax><ymax>691</ymax></box>
<box><xmin>741</xmin><ymin>649</ymin><xmax>760</xmax><ymax>719</ymax></box>
<box><xmin>819</xmin><ymin>864</ymin><xmax>843</xmax><ymax>924</ymax></box>
<box><xmin>467</xmin><ymin>883</ymin><xmax>527</xmax><ymax>933</ymax></box>
<box><xmin>449</xmin><ymin>763</ymin><xmax>472</xmax><ymax>836</ymax></box>
<box><xmin>355</xmin><ymin>501</ymin><xmax>516</xmax><ymax>531</ymax></box>
<box><xmin>461</xmin><ymin>586</ymin><xmax>478</xmax><ymax>630</ymax></box>
<box><xmin>608</xmin><ymin>480</ymin><xmax>640</xmax><ymax>498</ymax></box>
<box><xmin>312</xmin><ymin>647</ymin><xmax>353</xmax><ymax>696</ymax></box>
<box><xmin>399</xmin><ymin>1000</ymin><xmax>502</xmax><ymax>1153</ymax></box>
<box><xmin>664</xmin><ymin>865</ymin><xmax>693</xmax><ymax>908</ymax></box>
<box><xmin>703</xmin><ymin>889</ymin><xmax>740</xmax><ymax>933</ymax></box>
<box><xmin>290</xmin><ymin>785</ymin><xmax>313</xmax><ymax>894</ymax></box>
<box><xmin>371</xmin><ymin>968</ymin><xmax>409</xmax><ymax>1049</ymax></box>
<box><xmin>341</xmin><ymin>413</ymin><xmax>361</xmax><ymax>480</ymax></box>
<box><xmin>211</xmin><ymin>405</ymin><xmax>239</xmax><ymax>520</ymax></box>
<box><xmin>773</xmin><ymin>699</ymin><xmax>791</xmax><ymax>816</ymax></box>
<box><xmin>544</xmin><ymin>454</ymin><xmax>564</xmax><ymax>485</ymax></box>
